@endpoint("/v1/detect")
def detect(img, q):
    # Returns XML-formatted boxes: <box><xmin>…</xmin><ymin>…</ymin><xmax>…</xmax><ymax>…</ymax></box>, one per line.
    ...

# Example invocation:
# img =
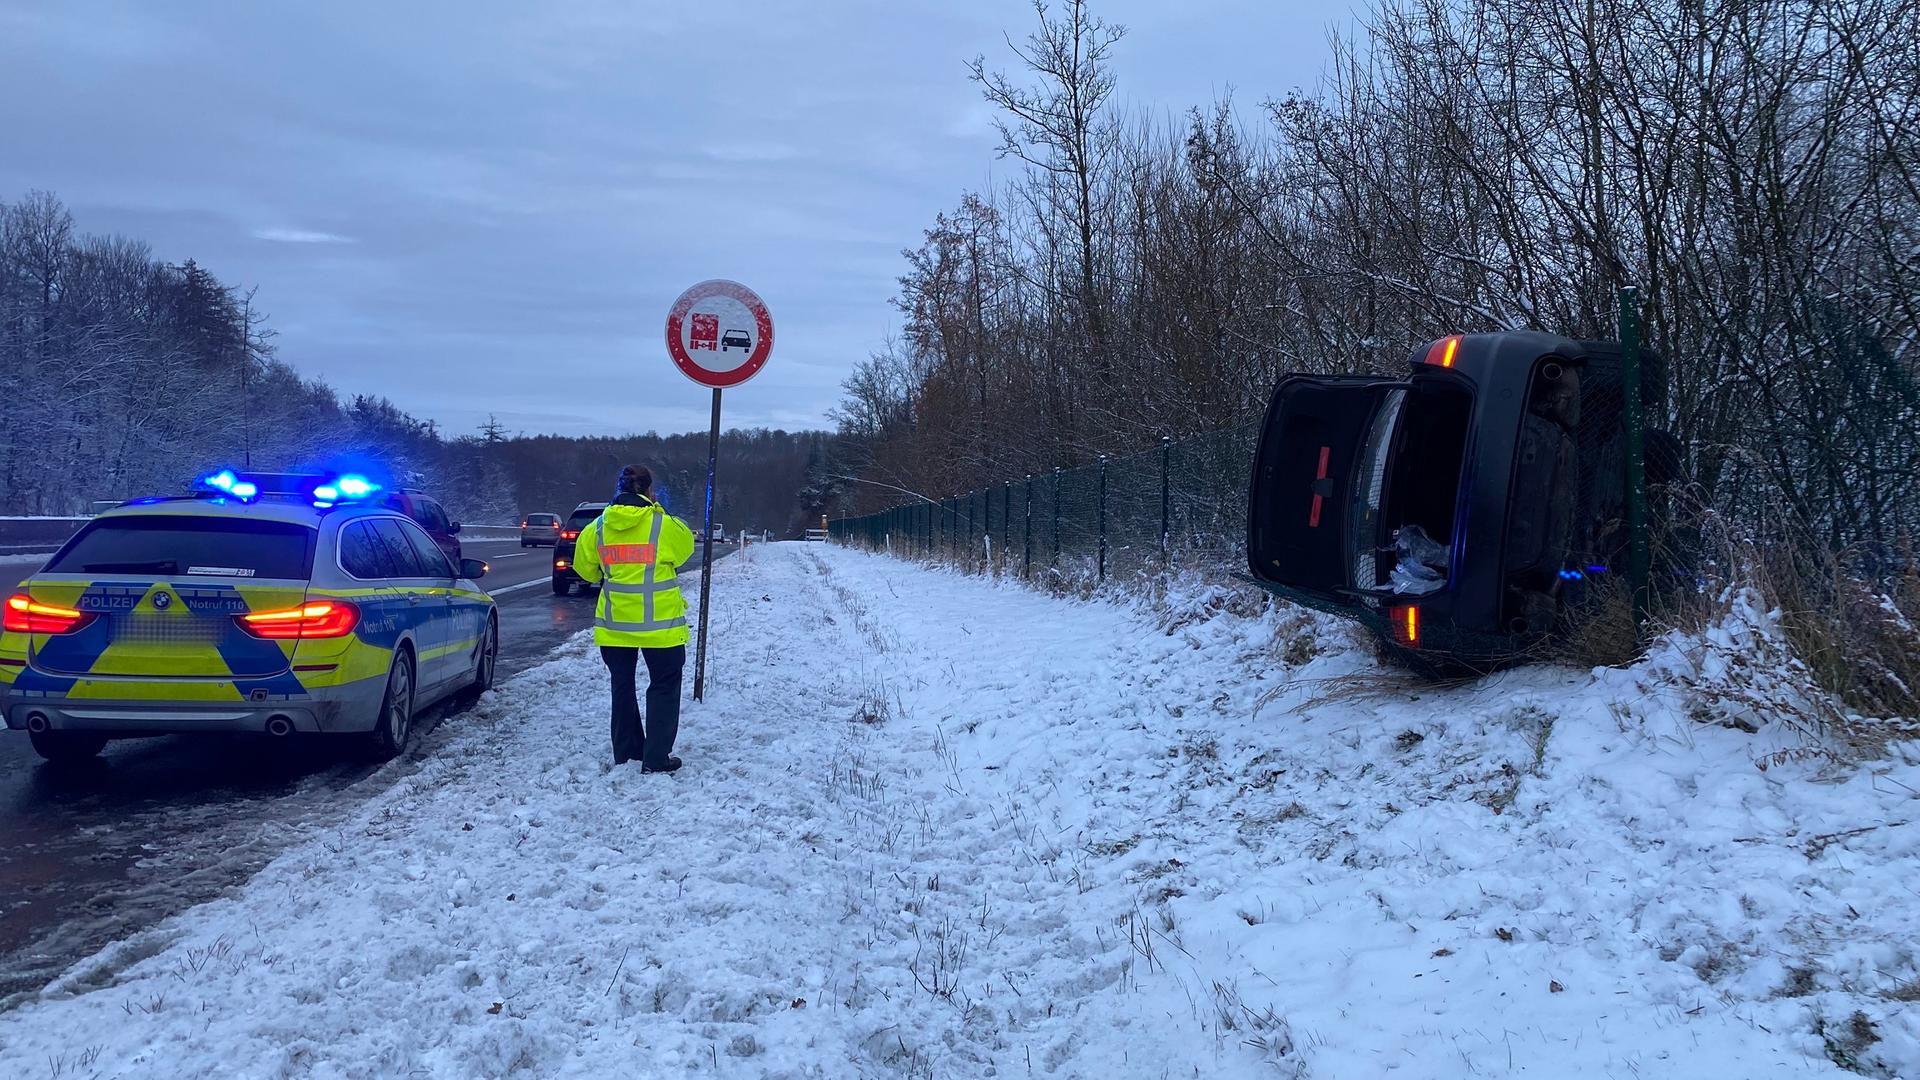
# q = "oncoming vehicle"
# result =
<box><xmin>520</xmin><ymin>512</ymin><xmax>560</xmax><ymax>547</ymax></box>
<box><xmin>0</xmin><ymin>469</ymin><xmax>498</xmax><ymax>763</ymax></box>
<box><xmin>552</xmin><ymin>502</ymin><xmax>608</xmax><ymax>595</ymax></box>
<box><xmin>1245</xmin><ymin>330</ymin><xmax>1673</xmax><ymax>669</ymax></box>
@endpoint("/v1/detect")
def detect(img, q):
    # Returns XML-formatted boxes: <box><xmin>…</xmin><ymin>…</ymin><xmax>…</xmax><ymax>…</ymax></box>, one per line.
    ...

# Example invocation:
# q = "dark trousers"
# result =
<box><xmin>600</xmin><ymin>645</ymin><xmax>684</xmax><ymax>768</ymax></box>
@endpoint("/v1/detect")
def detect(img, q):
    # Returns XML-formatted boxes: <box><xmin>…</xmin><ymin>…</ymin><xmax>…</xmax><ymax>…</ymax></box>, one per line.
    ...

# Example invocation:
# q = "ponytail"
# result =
<box><xmin>616</xmin><ymin>464</ymin><xmax>653</xmax><ymax>500</ymax></box>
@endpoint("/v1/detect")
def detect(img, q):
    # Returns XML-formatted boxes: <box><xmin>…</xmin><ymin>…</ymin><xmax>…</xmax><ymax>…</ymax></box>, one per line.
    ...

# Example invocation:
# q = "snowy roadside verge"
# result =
<box><xmin>0</xmin><ymin>543</ymin><xmax>1915</xmax><ymax>1078</ymax></box>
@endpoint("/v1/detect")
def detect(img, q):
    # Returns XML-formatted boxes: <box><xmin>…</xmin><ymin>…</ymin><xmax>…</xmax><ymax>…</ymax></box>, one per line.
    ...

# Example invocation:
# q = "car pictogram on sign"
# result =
<box><xmin>690</xmin><ymin>312</ymin><xmax>719</xmax><ymax>351</ymax></box>
<box><xmin>720</xmin><ymin>329</ymin><xmax>751</xmax><ymax>352</ymax></box>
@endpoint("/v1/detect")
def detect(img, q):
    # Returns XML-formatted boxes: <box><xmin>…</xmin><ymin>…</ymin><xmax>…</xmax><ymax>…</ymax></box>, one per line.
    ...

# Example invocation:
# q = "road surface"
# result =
<box><xmin>0</xmin><ymin>534</ymin><xmax>726</xmax><ymax>1009</ymax></box>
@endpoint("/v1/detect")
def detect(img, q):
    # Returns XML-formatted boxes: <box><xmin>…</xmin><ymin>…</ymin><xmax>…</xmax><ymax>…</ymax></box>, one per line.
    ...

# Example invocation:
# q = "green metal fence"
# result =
<box><xmin>827</xmin><ymin>423</ymin><xmax>1261</xmax><ymax>585</ymax></box>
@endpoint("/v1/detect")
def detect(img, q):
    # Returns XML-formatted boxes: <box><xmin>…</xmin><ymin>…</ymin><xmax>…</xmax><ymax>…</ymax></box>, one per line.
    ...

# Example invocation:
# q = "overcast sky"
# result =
<box><xmin>1</xmin><ymin>0</ymin><xmax>1338</xmax><ymax>438</ymax></box>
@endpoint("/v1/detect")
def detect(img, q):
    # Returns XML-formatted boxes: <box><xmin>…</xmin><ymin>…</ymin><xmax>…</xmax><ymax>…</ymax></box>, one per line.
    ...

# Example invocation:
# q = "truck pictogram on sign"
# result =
<box><xmin>689</xmin><ymin>312</ymin><xmax>719</xmax><ymax>351</ymax></box>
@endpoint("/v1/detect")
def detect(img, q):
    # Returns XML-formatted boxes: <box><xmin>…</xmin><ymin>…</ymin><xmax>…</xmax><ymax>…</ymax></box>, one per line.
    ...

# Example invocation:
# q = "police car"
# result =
<box><xmin>1</xmin><ymin>470</ymin><xmax>498</xmax><ymax>763</ymax></box>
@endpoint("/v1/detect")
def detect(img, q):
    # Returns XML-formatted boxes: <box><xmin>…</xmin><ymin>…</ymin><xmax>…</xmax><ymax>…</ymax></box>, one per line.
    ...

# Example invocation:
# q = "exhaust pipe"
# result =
<box><xmin>264</xmin><ymin>715</ymin><xmax>293</xmax><ymax>737</ymax></box>
<box><xmin>26</xmin><ymin>712</ymin><xmax>49</xmax><ymax>734</ymax></box>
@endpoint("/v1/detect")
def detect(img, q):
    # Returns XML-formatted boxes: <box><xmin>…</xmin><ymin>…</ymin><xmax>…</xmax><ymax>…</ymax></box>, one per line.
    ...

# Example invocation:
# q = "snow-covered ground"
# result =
<box><xmin>1</xmin><ymin>543</ymin><xmax>1916</xmax><ymax>1078</ymax></box>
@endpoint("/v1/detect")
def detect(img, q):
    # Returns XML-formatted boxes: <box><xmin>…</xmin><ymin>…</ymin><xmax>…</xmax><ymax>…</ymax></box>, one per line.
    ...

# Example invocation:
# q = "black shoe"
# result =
<box><xmin>641</xmin><ymin>756</ymin><xmax>683</xmax><ymax>774</ymax></box>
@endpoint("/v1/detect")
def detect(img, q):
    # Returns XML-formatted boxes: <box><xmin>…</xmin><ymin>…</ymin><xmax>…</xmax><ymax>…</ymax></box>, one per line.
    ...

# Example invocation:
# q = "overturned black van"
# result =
<box><xmin>1245</xmin><ymin>331</ymin><xmax>1670</xmax><ymax>668</ymax></box>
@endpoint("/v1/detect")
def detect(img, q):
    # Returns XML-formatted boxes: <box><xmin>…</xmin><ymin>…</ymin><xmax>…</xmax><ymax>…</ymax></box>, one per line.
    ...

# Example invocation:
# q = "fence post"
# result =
<box><xmin>1160</xmin><ymin>435</ymin><xmax>1172</xmax><ymax>562</ymax></box>
<box><xmin>1098</xmin><ymin>454</ymin><xmax>1109</xmax><ymax>583</ymax></box>
<box><xmin>1023</xmin><ymin>474</ymin><xmax>1033</xmax><ymax>579</ymax></box>
<box><xmin>1051</xmin><ymin>468</ymin><xmax>1061</xmax><ymax>566</ymax></box>
<box><xmin>967</xmin><ymin>490</ymin><xmax>975</xmax><ymax>564</ymax></box>
<box><xmin>1002</xmin><ymin>481</ymin><xmax>1011</xmax><ymax>559</ymax></box>
<box><xmin>1620</xmin><ymin>286</ymin><xmax>1650</xmax><ymax>640</ymax></box>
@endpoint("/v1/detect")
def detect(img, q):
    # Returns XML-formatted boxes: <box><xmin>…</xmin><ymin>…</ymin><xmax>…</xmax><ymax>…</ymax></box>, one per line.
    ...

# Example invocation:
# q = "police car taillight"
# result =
<box><xmin>4</xmin><ymin>594</ymin><xmax>93</xmax><ymax>635</ymax></box>
<box><xmin>237</xmin><ymin>600</ymin><xmax>360</xmax><ymax>639</ymax></box>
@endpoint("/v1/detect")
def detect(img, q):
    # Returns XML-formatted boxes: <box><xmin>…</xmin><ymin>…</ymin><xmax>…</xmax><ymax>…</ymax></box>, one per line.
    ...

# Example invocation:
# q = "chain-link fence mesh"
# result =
<box><xmin>829</xmin><ymin>423</ymin><xmax>1262</xmax><ymax>589</ymax></box>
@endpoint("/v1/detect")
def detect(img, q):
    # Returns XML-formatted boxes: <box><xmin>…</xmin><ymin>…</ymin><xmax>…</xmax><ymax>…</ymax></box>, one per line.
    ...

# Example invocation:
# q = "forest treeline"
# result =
<box><xmin>828</xmin><ymin>0</ymin><xmax>1919</xmax><ymax>553</ymax></box>
<box><xmin>0</xmin><ymin>191</ymin><xmax>830</xmax><ymax>533</ymax></box>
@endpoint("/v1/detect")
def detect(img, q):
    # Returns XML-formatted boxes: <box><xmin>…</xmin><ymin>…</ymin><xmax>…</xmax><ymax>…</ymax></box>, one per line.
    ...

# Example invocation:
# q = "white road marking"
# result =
<box><xmin>493</xmin><ymin>552</ymin><xmax>531</xmax><ymax>559</ymax></box>
<box><xmin>488</xmin><ymin>578</ymin><xmax>551</xmax><ymax>597</ymax></box>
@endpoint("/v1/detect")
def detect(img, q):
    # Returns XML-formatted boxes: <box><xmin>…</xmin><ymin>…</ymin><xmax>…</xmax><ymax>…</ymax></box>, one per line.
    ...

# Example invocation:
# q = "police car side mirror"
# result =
<box><xmin>459</xmin><ymin>558</ymin><xmax>488</xmax><ymax>580</ymax></box>
<box><xmin>448</xmin><ymin>521</ymin><xmax>463</xmax><ymax>535</ymax></box>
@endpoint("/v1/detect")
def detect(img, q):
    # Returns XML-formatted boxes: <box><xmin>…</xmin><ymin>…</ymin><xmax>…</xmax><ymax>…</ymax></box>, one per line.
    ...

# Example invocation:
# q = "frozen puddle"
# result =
<box><xmin>0</xmin><ymin>543</ymin><xmax>1914</xmax><ymax>1077</ymax></box>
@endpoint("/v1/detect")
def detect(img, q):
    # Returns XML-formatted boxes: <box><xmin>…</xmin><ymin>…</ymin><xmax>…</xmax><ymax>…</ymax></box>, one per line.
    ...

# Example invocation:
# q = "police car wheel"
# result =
<box><xmin>368</xmin><ymin>651</ymin><xmax>416</xmax><ymax>760</ymax></box>
<box><xmin>29</xmin><ymin>729</ymin><xmax>108</xmax><ymax>764</ymax></box>
<box><xmin>551</xmin><ymin>575</ymin><xmax>568</xmax><ymax>596</ymax></box>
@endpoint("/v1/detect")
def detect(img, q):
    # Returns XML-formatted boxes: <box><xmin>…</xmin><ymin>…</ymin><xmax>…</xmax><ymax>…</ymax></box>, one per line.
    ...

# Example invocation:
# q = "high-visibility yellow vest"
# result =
<box><xmin>572</xmin><ymin>501</ymin><xmax>696</xmax><ymax>648</ymax></box>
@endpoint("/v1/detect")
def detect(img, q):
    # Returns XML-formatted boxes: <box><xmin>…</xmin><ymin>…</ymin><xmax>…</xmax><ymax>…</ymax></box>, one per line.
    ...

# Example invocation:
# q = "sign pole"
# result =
<box><xmin>665</xmin><ymin>277</ymin><xmax>773</xmax><ymax>706</ymax></box>
<box><xmin>693</xmin><ymin>387</ymin><xmax>721</xmax><ymax>702</ymax></box>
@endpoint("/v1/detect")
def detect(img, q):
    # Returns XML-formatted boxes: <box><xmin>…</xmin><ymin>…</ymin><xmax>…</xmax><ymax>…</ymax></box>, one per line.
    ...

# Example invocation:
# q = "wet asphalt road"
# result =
<box><xmin>0</xmin><ymin>535</ymin><xmax>725</xmax><ymax>1009</ymax></box>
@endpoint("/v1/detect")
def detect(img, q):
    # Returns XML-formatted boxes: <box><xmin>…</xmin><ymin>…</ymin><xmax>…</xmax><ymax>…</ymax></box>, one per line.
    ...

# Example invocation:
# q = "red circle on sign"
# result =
<box><xmin>665</xmin><ymin>279</ymin><xmax>774</xmax><ymax>389</ymax></box>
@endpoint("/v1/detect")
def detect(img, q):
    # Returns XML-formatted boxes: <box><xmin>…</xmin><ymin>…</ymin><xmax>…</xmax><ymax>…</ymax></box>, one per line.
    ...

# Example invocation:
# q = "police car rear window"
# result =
<box><xmin>568</xmin><ymin>508</ymin><xmax>603</xmax><ymax>531</ymax></box>
<box><xmin>45</xmin><ymin>518</ymin><xmax>316</xmax><ymax>580</ymax></box>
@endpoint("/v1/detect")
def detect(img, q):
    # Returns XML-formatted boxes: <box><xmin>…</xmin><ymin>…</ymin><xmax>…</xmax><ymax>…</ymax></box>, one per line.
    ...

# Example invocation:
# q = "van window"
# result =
<box><xmin>46</xmin><ymin>517</ymin><xmax>315</xmax><ymax>579</ymax></box>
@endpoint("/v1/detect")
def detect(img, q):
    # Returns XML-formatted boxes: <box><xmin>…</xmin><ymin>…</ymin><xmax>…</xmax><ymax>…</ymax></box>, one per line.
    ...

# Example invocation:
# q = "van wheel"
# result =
<box><xmin>368</xmin><ymin>650</ymin><xmax>416</xmax><ymax>760</ymax></box>
<box><xmin>552</xmin><ymin>575</ymin><xmax>569</xmax><ymax>596</ymax></box>
<box><xmin>30</xmin><ymin>730</ymin><xmax>108</xmax><ymax>764</ymax></box>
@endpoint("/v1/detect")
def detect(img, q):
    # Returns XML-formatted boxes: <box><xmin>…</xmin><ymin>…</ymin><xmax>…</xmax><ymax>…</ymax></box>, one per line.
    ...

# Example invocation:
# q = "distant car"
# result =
<box><xmin>519</xmin><ymin>513</ymin><xmax>560</xmax><ymax>547</ymax></box>
<box><xmin>1245</xmin><ymin>330</ymin><xmax>1674</xmax><ymax>669</ymax></box>
<box><xmin>384</xmin><ymin>488</ymin><xmax>462</xmax><ymax>566</ymax></box>
<box><xmin>1</xmin><ymin>469</ymin><xmax>496</xmax><ymax>762</ymax></box>
<box><xmin>720</xmin><ymin>329</ymin><xmax>751</xmax><ymax>352</ymax></box>
<box><xmin>552</xmin><ymin>503</ymin><xmax>608</xmax><ymax>595</ymax></box>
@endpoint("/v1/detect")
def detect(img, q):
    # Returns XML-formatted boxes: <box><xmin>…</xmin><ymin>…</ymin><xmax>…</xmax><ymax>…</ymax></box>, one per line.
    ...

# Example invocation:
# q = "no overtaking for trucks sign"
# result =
<box><xmin>665</xmin><ymin>278</ymin><xmax>774</xmax><ymax>702</ymax></box>
<box><xmin>666</xmin><ymin>279</ymin><xmax>773</xmax><ymax>389</ymax></box>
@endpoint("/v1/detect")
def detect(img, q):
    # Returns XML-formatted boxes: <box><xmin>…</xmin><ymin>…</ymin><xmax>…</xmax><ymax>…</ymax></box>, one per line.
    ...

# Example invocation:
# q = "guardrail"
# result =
<box><xmin>0</xmin><ymin>517</ymin><xmax>90</xmax><ymax>556</ymax></box>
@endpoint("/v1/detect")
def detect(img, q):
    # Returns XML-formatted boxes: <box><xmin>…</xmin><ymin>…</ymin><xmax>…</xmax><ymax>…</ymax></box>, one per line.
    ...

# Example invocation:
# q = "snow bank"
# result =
<box><xmin>0</xmin><ymin>543</ymin><xmax>1915</xmax><ymax>1078</ymax></box>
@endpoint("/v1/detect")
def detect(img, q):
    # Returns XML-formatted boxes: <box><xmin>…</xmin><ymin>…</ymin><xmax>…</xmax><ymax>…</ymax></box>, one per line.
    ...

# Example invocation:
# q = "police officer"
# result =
<box><xmin>571</xmin><ymin>465</ymin><xmax>696</xmax><ymax>772</ymax></box>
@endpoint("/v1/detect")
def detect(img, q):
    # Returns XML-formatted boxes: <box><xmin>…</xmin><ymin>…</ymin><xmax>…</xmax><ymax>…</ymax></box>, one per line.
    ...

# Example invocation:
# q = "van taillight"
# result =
<box><xmin>4</xmin><ymin>594</ymin><xmax>93</xmax><ymax>635</ymax></box>
<box><xmin>1389</xmin><ymin>604</ymin><xmax>1421</xmax><ymax>647</ymax></box>
<box><xmin>237</xmin><ymin>600</ymin><xmax>360</xmax><ymax>640</ymax></box>
<box><xmin>1423</xmin><ymin>335</ymin><xmax>1462</xmax><ymax>368</ymax></box>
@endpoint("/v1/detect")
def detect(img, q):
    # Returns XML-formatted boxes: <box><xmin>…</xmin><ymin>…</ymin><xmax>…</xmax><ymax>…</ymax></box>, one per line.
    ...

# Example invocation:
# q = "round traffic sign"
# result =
<box><xmin>665</xmin><ymin>279</ymin><xmax>773</xmax><ymax>389</ymax></box>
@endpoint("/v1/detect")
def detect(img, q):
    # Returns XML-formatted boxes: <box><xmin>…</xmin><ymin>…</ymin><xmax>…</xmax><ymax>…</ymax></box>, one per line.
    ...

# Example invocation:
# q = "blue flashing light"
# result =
<box><xmin>203</xmin><ymin>469</ymin><xmax>238</xmax><ymax>492</ymax></box>
<box><xmin>336</xmin><ymin>475</ymin><xmax>376</xmax><ymax>498</ymax></box>
<box><xmin>1558</xmin><ymin>568</ymin><xmax>1586</xmax><ymax>581</ymax></box>
<box><xmin>229</xmin><ymin>481</ymin><xmax>259</xmax><ymax>499</ymax></box>
<box><xmin>1585</xmin><ymin>564</ymin><xmax>1610</xmax><ymax>574</ymax></box>
<box><xmin>313</xmin><ymin>484</ymin><xmax>341</xmax><ymax>502</ymax></box>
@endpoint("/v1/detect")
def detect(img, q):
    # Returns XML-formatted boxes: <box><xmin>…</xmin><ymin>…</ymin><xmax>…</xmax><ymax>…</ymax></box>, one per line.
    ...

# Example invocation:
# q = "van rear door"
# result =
<box><xmin>1247</xmin><ymin>376</ymin><xmax>1395</xmax><ymax>593</ymax></box>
